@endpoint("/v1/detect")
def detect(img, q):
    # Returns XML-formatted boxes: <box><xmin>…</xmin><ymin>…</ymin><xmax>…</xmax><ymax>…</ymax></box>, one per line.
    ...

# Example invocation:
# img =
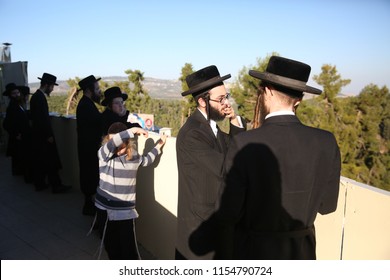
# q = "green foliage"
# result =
<box><xmin>47</xmin><ymin>95</ymin><xmax>68</xmax><ymax>114</ymax></box>
<box><xmin>179</xmin><ymin>63</ymin><xmax>196</xmax><ymax>124</ymax></box>
<box><xmin>124</xmin><ymin>69</ymin><xmax>151</xmax><ymax>113</ymax></box>
<box><xmin>142</xmin><ymin>99</ymin><xmax>183</xmax><ymax>136</ymax></box>
<box><xmin>313</xmin><ymin>64</ymin><xmax>351</xmax><ymax>104</ymax></box>
<box><xmin>297</xmin><ymin>83</ymin><xmax>390</xmax><ymax>191</ymax></box>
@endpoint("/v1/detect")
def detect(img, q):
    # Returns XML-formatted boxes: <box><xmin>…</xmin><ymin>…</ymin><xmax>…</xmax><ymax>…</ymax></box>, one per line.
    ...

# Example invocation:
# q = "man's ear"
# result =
<box><xmin>294</xmin><ymin>99</ymin><xmax>302</xmax><ymax>108</ymax></box>
<box><xmin>198</xmin><ymin>97</ymin><xmax>207</xmax><ymax>108</ymax></box>
<box><xmin>264</xmin><ymin>86</ymin><xmax>273</xmax><ymax>96</ymax></box>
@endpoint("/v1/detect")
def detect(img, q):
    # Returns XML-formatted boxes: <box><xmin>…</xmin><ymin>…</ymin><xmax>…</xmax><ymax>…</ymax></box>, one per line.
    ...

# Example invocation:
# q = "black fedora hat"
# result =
<box><xmin>2</xmin><ymin>83</ymin><xmax>19</xmax><ymax>96</ymax></box>
<box><xmin>249</xmin><ymin>56</ymin><xmax>322</xmax><ymax>95</ymax></box>
<box><xmin>78</xmin><ymin>75</ymin><xmax>101</xmax><ymax>91</ymax></box>
<box><xmin>38</xmin><ymin>73</ymin><xmax>58</xmax><ymax>86</ymax></box>
<box><xmin>101</xmin><ymin>87</ymin><xmax>128</xmax><ymax>106</ymax></box>
<box><xmin>181</xmin><ymin>65</ymin><xmax>231</xmax><ymax>97</ymax></box>
<box><xmin>18</xmin><ymin>86</ymin><xmax>30</xmax><ymax>96</ymax></box>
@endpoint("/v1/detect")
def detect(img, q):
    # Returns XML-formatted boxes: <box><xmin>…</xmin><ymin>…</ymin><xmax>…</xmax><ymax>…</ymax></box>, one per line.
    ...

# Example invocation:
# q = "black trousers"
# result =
<box><xmin>33</xmin><ymin>140</ymin><xmax>63</xmax><ymax>188</ymax></box>
<box><xmin>78</xmin><ymin>147</ymin><xmax>99</xmax><ymax>197</ymax></box>
<box><xmin>97</xmin><ymin>209</ymin><xmax>140</xmax><ymax>260</ymax></box>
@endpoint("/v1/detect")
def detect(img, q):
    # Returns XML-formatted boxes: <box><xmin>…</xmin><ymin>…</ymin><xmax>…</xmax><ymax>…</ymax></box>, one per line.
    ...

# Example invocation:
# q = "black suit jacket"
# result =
<box><xmin>76</xmin><ymin>95</ymin><xmax>102</xmax><ymax>195</ymax></box>
<box><xmin>101</xmin><ymin>109</ymin><xmax>141</xmax><ymax>135</ymax></box>
<box><xmin>3</xmin><ymin>99</ymin><xmax>32</xmax><ymax>156</ymax></box>
<box><xmin>30</xmin><ymin>90</ymin><xmax>53</xmax><ymax>141</ymax></box>
<box><xmin>215</xmin><ymin>115</ymin><xmax>341</xmax><ymax>259</ymax></box>
<box><xmin>30</xmin><ymin>89</ymin><xmax>61</xmax><ymax>170</ymax></box>
<box><xmin>176</xmin><ymin>109</ymin><xmax>245</xmax><ymax>259</ymax></box>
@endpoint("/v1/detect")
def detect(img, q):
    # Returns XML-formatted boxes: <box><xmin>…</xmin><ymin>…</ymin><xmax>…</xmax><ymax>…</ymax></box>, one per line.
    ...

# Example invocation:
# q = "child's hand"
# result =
<box><xmin>130</xmin><ymin>127</ymin><xmax>148</xmax><ymax>138</ymax></box>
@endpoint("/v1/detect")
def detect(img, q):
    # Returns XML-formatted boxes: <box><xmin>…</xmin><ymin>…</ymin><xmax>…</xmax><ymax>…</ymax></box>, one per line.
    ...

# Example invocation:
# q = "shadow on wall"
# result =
<box><xmin>136</xmin><ymin>137</ymin><xmax>178</xmax><ymax>260</ymax></box>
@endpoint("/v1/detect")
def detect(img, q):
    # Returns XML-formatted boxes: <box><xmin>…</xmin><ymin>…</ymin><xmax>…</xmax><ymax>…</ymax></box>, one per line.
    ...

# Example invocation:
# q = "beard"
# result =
<box><xmin>91</xmin><ymin>92</ymin><xmax>101</xmax><ymax>104</ymax></box>
<box><xmin>208</xmin><ymin>103</ymin><xmax>225</xmax><ymax>122</ymax></box>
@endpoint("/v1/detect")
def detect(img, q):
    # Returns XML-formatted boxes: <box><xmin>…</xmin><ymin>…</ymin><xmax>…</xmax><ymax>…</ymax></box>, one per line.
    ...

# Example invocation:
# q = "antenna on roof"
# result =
<box><xmin>1</xmin><ymin>42</ymin><xmax>12</xmax><ymax>62</ymax></box>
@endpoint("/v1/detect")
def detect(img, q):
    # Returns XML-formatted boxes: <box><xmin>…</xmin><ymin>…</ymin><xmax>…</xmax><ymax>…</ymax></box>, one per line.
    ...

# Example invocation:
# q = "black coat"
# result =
<box><xmin>101</xmin><ymin>109</ymin><xmax>141</xmax><ymax>135</ymax></box>
<box><xmin>76</xmin><ymin>95</ymin><xmax>102</xmax><ymax>196</ymax></box>
<box><xmin>3</xmin><ymin>99</ymin><xmax>32</xmax><ymax>157</ymax></box>
<box><xmin>176</xmin><ymin>109</ymin><xmax>245</xmax><ymax>259</ymax></box>
<box><xmin>30</xmin><ymin>89</ymin><xmax>62</xmax><ymax>170</ymax></box>
<box><xmin>215</xmin><ymin>115</ymin><xmax>341</xmax><ymax>259</ymax></box>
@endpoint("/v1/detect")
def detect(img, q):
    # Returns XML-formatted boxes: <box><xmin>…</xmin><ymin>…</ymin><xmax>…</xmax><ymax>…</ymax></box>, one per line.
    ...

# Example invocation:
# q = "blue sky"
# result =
<box><xmin>2</xmin><ymin>0</ymin><xmax>389</xmax><ymax>95</ymax></box>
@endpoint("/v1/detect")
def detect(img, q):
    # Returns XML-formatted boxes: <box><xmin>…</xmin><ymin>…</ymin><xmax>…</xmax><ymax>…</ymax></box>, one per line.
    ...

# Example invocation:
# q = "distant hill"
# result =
<box><xmin>29</xmin><ymin>77</ymin><xmax>183</xmax><ymax>100</ymax></box>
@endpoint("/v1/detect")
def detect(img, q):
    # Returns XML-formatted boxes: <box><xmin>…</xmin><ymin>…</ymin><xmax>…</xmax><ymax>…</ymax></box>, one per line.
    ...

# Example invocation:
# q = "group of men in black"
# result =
<box><xmin>2</xmin><ymin>73</ymin><xmax>140</xmax><ymax>216</ymax></box>
<box><xmin>3</xmin><ymin>74</ymin><xmax>71</xmax><ymax>193</ymax></box>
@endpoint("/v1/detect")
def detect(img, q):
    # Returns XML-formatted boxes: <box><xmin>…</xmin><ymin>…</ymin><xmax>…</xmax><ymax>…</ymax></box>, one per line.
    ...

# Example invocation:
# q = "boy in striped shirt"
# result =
<box><xmin>95</xmin><ymin>122</ymin><xmax>167</xmax><ymax>259</ymax></box>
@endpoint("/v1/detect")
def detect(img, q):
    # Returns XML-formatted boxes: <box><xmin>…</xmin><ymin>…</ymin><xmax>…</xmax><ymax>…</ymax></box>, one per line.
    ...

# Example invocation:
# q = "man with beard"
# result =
<box><xmin>30</xmin><ymin>73</ymin><xmax>71</xmax><ymax>193</ymax></box>
<box><xmin>214</xmin><ymin>56</ymin><xmax>341</xmax><ymax>259</ymax></box>
<box><xmin>175</xmin><ymin>65</ymin><xmax>246</xmax><ymax>260</ymax></box>
<box><xmin>76</xmin><ymin>75</ymin><xmax>103</xmax><ymax>215</ymax></box>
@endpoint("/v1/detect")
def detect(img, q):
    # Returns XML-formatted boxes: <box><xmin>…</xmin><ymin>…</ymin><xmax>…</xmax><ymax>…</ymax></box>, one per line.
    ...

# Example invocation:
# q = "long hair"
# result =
<box><xmin>104</xmin><ymin>122</ymin><xmax>135</xmax><ymax>160</ymax></box>
<box><xmin>101</xmin><ymin>134</ymin><xmax>135</xmax><ymax>161</ymax></box>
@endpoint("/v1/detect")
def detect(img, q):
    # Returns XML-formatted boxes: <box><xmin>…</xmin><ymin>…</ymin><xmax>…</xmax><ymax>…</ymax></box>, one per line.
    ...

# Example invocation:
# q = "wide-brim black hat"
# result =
<box><xmin>249</xmin><ymin>56</ymin><xmax>322</xmax><ymax>95</ymax></box>
<box><xmin>181</xmin><ymin>65</ymin><xmax>231</xmax><ymax>97</ymax></box>
<box><xmin>18</xmin><ymin>86</ymin><xmax>30</xmax><ymax>96</ymax></box>
<box><xmin>101</xmin><ymin>86</ymin><xmax>128</xmax><ymax>106</ymax></box>
<box><xmin>78</xmin><ymin>75</ymin><xmax>101</xmax><ymax>91</ymax></box>
<box><xmin>2</xmin><ymin>83</ymin><xmax>19</xmax><ymax>96</ymax></box>
<box><xmin>38</xmin><ymin>72</ymin><xmax>58</xmax><ymax>86</ymax></box>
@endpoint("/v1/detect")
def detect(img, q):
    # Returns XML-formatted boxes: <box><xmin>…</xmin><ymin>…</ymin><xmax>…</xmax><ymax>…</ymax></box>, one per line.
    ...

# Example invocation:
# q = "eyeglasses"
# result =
<box><xmin>209</xmin><ymin>93</ymin><xmax>230</xmax><ymax>105</ymax></box>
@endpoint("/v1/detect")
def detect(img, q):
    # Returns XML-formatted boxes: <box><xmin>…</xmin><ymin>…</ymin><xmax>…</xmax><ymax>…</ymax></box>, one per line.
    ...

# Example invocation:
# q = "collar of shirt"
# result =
<box><xmin>198</xmin><ymin>108</ymin><xmax>218</xmax><ymax>137</ymax></box>
<box><xmin>265</xmin><ymin>110</ymin><xmax>295</xmax><ymax>120</ymax></box>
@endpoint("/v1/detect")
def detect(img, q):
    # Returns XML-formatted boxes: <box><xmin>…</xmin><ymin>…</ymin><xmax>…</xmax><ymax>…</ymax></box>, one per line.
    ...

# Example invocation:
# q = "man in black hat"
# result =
<box><xmin>213</xmin><ymin>56</ymin><xmax>341</xmax><ymax>259</ymax></box>
<box><xmin>175</xmin><ymin>65</ymin><xmax>246</xmax><ymax>260</ymax></box>
<box><xmin>30</xmin><ymin>73</ymin><xmax>71</xmax><ymax>193</ymax></box>
<box><xmin>76</xmin><ymin>75</ymin><xmax>103</xmax><ymax>215</ymax></box>
<box><xmin>101</xmin><ymin>86</ymin><xmax>141</xmax><ymax>135</ymax></box>
<box><xmin>2</xmin><ymin>83</ymin><xmax>32</xmax><ymax>180</ymax></box>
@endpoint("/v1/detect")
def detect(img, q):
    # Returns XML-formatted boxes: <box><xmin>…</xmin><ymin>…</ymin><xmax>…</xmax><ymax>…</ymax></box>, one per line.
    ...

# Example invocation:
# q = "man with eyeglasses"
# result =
<box><xmin>175</xmin><ymin>65</ymin><xmax>246</xmax><ymax>260</ymax></box>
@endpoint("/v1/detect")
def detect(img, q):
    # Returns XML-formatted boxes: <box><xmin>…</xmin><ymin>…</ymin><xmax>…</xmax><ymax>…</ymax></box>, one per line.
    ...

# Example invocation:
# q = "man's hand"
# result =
<box><xmin>224</xmin><ymin>105</ymin><xmax>240</xmax><ymax>127</ymax></box>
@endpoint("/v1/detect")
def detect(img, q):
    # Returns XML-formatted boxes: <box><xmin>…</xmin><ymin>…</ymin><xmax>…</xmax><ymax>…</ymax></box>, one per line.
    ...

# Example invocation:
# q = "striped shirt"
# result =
<box><xmin>95</xmin><ymin>129</ymin><xmax>161</xmax><ymax>220</ymax></box>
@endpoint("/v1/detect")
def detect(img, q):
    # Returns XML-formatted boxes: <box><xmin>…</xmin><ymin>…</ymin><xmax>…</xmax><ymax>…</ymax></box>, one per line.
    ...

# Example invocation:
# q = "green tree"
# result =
<box><xmin>353</xmin><ymin>84</ymin><xmax>390</xmax><ymax>188</ymax></box>
<box><xmin>313</xmin><ymin>64</ymin><xmax>351</xmax><ymax>104</ymax></box>
<box><xmin>125</xmin><ymin>69</ymin><xmax>151</xmax><ymax>113</ymax></box>
<box><xmin>297</xmin><ymin>81</ymin><xmax>390</xmax><ymax>191</ymax></box>
<box><xmin>299</xmin><ymin>64</ymin><xmax>351</xmax><ymax>134</ymax></box>
<box><xmin>65</xmin><ymin>77</ymin><xmax>80</xmax><ymax>115</ymax></box>
<box><xmin>47</xmin><ymin>95</ymin><xmax>67</xmax><ymax>115</ymax></box>
<box><xmin>179</xmin><ymin>63</ymin><xmax>195</xmax><ymax>125</ymax></box>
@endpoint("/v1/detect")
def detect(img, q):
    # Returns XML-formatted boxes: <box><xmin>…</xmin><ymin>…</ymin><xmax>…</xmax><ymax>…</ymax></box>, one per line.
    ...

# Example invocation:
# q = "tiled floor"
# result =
<box><xmin>0</xmin><ymin>153</ymin><xmax>155</xmax><ymax>260</ymax></box>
